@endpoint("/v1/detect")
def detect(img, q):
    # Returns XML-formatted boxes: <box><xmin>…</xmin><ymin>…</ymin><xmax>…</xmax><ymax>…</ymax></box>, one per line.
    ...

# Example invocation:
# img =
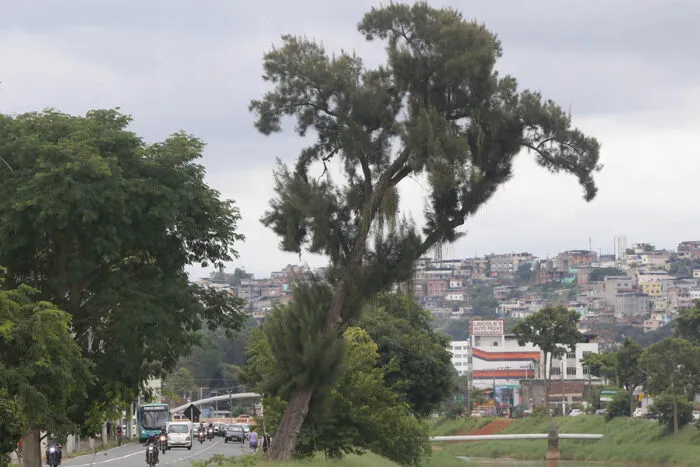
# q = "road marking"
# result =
<box><xmin>162</xmin><ymin>439</ymin><xmax>225</xmax><ymax>465</ymax></box>
<box><xmin>63</xmin><ymin>448</ymin><xmax>141</xmax><ymax>467</ymax></box>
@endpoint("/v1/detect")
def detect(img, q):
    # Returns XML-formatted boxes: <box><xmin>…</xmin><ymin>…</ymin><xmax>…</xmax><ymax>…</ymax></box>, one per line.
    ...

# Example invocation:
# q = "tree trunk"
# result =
<box><xmin>23</xmin><ymin>428</ymin><xmax>42</xmax><ymax>467</ymax></box>
<box><xmin>673</xmin><ymin>396</ymin><xmax>679</xmax><ymax>434</ymax></box>
<box><xmin>267</xmin><ymin>386</ymin><xmax>314</xmax><ymax>461</ymax></box>
<box><xmin>629</xmin><ymin>389</ymin><xmax>635</xmax><ymax>417</ymax></box>
<box><xmin>543</xmin><ymin>353</ymin><xmax>550</xmax><ymax>413</ymax></box>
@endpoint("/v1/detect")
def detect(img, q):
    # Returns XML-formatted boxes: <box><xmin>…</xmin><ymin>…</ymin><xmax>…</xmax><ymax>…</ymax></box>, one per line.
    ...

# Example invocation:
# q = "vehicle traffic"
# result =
<box><xmin>137</xmin><ymin>404</ymin><xmax>171</xmax><ymax>442</ymax></box>
<box><xmin>166</xmin><ymin>421</ymin><xmax>193</xmax><ymax>450</ymax></box>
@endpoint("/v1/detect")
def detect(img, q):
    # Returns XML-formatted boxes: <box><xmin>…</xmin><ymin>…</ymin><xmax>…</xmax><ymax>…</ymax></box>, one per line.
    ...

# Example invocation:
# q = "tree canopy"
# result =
<box><xmin>513</xmin><ymin>305</ymin><xmax>584</xmax><ymax>407</ymax></box>
<box><xmin>641</xmin><ymin>337</ymin><xmax>700</xmax><ymax>434</ymax></box>
<box><xmin>248</xmin><ymin>326</ymin><xmax>430</xmax><ymax>466</ymax></box>
<box><xmin>249</xmin><ymin>2</ymin><xmax>600</xmax><ymax>457</ymax></box>
<box><xmin>356</xmin><ymin>293</ymin><xmax>454</xmax><ymax>417</ymax></box>
<box><xmin>0</xmin><ymin>109</ymin><xmax>246</xmax><ymax>430</ymax></box>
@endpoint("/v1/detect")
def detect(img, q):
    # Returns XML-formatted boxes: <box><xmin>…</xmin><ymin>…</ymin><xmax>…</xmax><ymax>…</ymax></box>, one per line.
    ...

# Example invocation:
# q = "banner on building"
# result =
<box><xmin>470</xmin><ymin>319</ymin><xmax>505</xmax><ymax>336</ymax></box>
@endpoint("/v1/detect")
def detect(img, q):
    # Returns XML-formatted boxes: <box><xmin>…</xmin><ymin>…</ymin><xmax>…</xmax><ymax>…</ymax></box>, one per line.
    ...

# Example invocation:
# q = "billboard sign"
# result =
<box><xmin>470</xmin><ymin>319</ymin><xmax>505</xmax><ymax>336</ymax></box>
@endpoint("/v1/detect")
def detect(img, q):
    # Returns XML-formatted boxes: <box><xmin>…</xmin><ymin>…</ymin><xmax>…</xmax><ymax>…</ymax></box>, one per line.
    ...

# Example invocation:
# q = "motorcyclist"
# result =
<box><xmin>45</xmin><ymin>439</ymin><xmax>63</xmax><ymax>465</ymax></box>
<box><xmin>143</xmin><ymin>433</ymin><xmax>159</xmax><ymax>464</ymax></box>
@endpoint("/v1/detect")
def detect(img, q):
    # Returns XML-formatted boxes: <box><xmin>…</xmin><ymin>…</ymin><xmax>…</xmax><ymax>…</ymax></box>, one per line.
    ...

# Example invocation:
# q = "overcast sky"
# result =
<box><xmin>2</xmin><ymin>0</ymin><xmax>699</xmax><ymax>279</ymax></box>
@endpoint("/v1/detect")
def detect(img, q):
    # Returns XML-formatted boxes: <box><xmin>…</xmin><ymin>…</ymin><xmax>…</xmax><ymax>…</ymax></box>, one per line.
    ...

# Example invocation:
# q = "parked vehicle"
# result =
<box><xmin>569</xmin><ymin>409</ymin><xmax>584</xmax><ymax>416</ymax></box>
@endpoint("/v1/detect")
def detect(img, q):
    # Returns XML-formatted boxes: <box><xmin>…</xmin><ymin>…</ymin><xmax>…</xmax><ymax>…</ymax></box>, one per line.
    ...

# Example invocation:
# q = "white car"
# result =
<box><xmin>166</xmin><ymin>422</ymin><xmax>193</xmax><ymax>450</ymax></box>
<box><xmin>569</xmin><ymin>409</ymin><xmax>584</xmax><ymax>416</ymax></box>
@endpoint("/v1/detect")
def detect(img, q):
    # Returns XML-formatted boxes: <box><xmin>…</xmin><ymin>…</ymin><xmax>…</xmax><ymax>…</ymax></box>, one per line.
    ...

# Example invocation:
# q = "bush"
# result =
<box><xmin>606</xmin><ymin>390</ymin><xmax>631</xmax><ymax>421</ymax></box>
<box><xmin>649</xmin><ymin>393</ymin><xmax>694</xmax><ymax>431</ymax></box>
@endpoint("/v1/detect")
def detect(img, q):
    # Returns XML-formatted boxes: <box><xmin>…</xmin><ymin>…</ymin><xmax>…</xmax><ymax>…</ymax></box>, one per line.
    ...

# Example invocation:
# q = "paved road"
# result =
<box><xmin>62</xmin><ymin>438</ymin><xmax>248</xmax><ymax>467</ymax></box>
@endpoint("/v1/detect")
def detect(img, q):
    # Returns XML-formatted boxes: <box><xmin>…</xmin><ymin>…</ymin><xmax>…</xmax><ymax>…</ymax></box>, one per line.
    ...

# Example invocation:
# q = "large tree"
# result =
<box><xmin>356</xmin><ymin>293</ymin><xmax>454</xmax><ymax>417</ymax></box>
<box><xmin>641</xmin><ymin>338</ymin><xmax>700</xmax><ymax>434</ymax></box>
<box><xmin>0</xmin><ymin>109</ymin><xmax>246</xmax><ymax>447</ymax></box>
<box><xmin>616</xmin><ymin>337</ymin><xmax>646</xmax><ymax>416</ymax></box>
<box><xmin>0</xmin><ymin>271</ymin><xmax>92</xmax><ymax>467</ymax></box>
<box><xmin>674</xmin><ymin>301</ymin><xmax>700</xmax><ymax>344</ymax></box>
<box><xmin>249</xmin><ymin>3</ymin><xmax>600</xmax><ymax>458</ymax></box>
<box><xmin>512</xmin><ymin>306</ymin><xmax>585</xmax><ymax>410</ymax></box>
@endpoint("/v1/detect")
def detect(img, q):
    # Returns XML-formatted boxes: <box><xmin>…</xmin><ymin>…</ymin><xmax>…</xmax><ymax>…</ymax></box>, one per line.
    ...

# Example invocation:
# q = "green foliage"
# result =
<box><xmin>257</xmin><ymin>328</ymin><xmax>430</xmax><ymax>466</ymax></box>
<box><xmin>588</xmin><ymin>268</ymin><xmax>626</xmax><ymax>282</ymax></box>
<box><xmin>439</xmin><ymin>319</ymin><xmax>469</xmax><ymax>341</ymax></box>
<box><xmin>250</xmin><ymin>2</ymin><xmax>600</xmax><ymax>455</ymax></box>
<box><xmin>356</xmin><ymin>293</ymin><xmax>454</xmax><ymax>417</ymax></box>
<box><xmin>642</xmin><ymin>338</ymin><xmax>700</xmax><ymax>433</ymax></box>
<box><xmin>616</xmin><ymin>338</ymin><xmax>646</xmax><ymax>413</ymax></box>
<box><xmin>580</xmin><ymin>352</ymin><xmax>618</xmax><ymax>386</ymax></box>
<box><xmin>674</xmin><ymin>301</ymin><xmax>700</xmax><ymax>345</ymax></box>
<box><xmin>605</xmin><ymin>390</ymin><xmax>631</xmax><ymax>420</ymax></box>
<box><xmin>263</xmin><ymin>279</ymin><xmax>345</xmax><ymax>400</ymax></box>
<box><xmin>650</xmin><ymin>393</ymin><xmax>695</xmax><ymax>431</ymax></box>
<box><xmin>468</xmin><ymin>286</ymin><xmax>499</xmax><ymax>318</ymax></box>
<box><xmin>0</xmin><ymin>109</ymin><xmax>246</xmax><ymax>428</ymax></box>
<box><xmin>0</xmin><ymin>389</ymin><xmax>25</xmax><ymax>466</ymax></box>
<box><xmin>0</xmin><ymin>272</ymin><xmax>93</xmax><ymax>458</ymax></box>
<box><xmin>515</xmin><ymin>263</ymin><xmax>533</xmax><ymax>283</ymax></box>
<box><xmin>512</xmin><ymin>305</ymin><xmax>584</xmax><ymax>404</ymax></box>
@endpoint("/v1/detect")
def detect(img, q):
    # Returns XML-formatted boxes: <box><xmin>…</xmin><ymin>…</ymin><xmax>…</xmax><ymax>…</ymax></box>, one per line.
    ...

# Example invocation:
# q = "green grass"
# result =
<box><xmin>428</xmin><ymin>416</ymin><xmax>495</xmax><ymax>436</ymax></box>
<box><xmin>440</xmin><ymin>415</ymin><xmax>700</xmax><ymax>466</ymax></box>
<box><xmin>191</xmin><ymin>449</ymin><xmax>478</xmax><ymax>467</ymax></box>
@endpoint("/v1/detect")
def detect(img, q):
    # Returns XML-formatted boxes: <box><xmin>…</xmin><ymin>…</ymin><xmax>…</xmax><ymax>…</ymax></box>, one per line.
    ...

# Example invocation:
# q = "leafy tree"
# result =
<box><xmin>0</xmin><ymin>109</ymin><xmax>246</xmax><ymax>439</ymax></box>
<box><xmin>469</xmin><ymin>286</ymin><xmax>500</xmax><ymax>318</ymax></box>
<box><xmin>605</xmin><ymin>390</ymin><xmax>631</xmax><ymax>421</ymax></box>
<box><xmin>356</xmin><ymin>293</ymin><xmax>454</xmax><ymax>416</ymax></box>
<box><xmin>616</xmin><ymin>338</ymin><xmax>646</xmax><ymax>415</ymax></box>
<box><xmin>649</xmin><ymin>392</ymin><xmax>695</xmax><ymax>432</ymax></box>
<box><xmin>515</xmin><ymin>263</ymin><xmax>533</xmax><ymax>283</ymax></box>
<box><xmin>674</xmin><ymin>301</ymin><xmax>700</xmax><ymax>344</ymax></box>
<box><xmin>641</xmin><ymin>338</ymin><xmax>700</xmax><ymax>434</ymax></box>
<box><xmin>164</xmin><ymin>367</ymin><xmax>196</xmax><ymax>399</ymax></box>
<box><xmin>512</xmin><ymin>306</ymin><xmax>584</xmax><ymax>409</ymax></box>
<box><xmin>440</xmin><ymin>319</ymin><xmax>469</xmax><ymax>341</ymax></box>
<box><xmin>0</xmin><ymin>389</ymin><xmax>25</xmax><ymax>467</ymax></box>
<box><xmin>256</xmin><ymin>327</ymin><xmax>430</xmax><ymax>466</ymax></box>
<box><xmin>588</xmin><ymin>267</ymin><xmax>625</xmax><ymax>282</ymax></box>
<box><xmin>249</xmin><ymin>2</ymin><xmax>600</xmax><ymax>458</ymax></box>
<box><xmin>0</xmin><ymin>272</ymin><xmax>92</xmax><ymax>467</ymax></box>
<box><xmin>580</xmin><ymin>352</ymin><xmax>617</xmax><ymax>386</ymax></box>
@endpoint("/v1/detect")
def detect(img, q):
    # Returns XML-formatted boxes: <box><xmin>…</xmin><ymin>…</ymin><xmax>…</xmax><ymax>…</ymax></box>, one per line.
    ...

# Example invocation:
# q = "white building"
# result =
<box><xmin>448</xmin><ymin>340</ymin><xmax>471</xmax><ymax>377</ymax></box>
<box><xmin>449</xmin><ymin>320</ymin><xmax>600</xmax><ymax>407</ymax></box>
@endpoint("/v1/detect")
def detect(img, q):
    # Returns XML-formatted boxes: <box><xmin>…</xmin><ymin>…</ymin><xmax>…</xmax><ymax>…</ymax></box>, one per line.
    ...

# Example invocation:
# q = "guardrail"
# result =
<box><xmin>431</xmin><ymin>433</ymin><xmax>603</xmax><ymax>441</ymax></box>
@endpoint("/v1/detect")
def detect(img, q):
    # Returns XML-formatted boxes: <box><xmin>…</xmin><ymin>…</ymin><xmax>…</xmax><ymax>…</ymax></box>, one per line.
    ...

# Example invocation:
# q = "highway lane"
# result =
<box><xmin>61</xmin><ymin>437</ymin><xmax>247</xmax><ymax>467</ymax></box>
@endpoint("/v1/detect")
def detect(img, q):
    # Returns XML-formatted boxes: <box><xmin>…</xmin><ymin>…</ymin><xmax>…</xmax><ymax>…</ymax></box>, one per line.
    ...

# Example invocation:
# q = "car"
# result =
<box><xmin>166</xmin><ymin>422</ymin><xmax>193</xmax><ymax>450</ymax></box>
<box><xmin>224</xmin><ymin>425</ymin><xmax>246</xmax><ymax>443</ymax></box>
<box><xmin>595</xmin><ymin>409</ymin><xmax>606</xmax><ymax>416</ymax></box>
<box><xmin>569</xmin><ymin>409</ymin><xmax>584</xmax><ymax>416</ymax></box>
<box><xmin>217</xmin><ymin>424</ymin><xmax>228</xmax><ymax>437</ymax></box>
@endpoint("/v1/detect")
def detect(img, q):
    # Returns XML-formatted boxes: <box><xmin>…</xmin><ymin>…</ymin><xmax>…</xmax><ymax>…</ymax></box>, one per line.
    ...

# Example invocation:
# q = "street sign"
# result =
<box><xmin>184</xmin><ymin>404</ymin><xmax>201</xmax><ymax>422</ymax></box>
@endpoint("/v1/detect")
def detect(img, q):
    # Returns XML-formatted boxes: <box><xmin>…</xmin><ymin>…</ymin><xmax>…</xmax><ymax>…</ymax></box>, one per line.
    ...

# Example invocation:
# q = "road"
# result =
<box><xmin>62</xmin><ymin>438</ymin><xmax>248</xmax><ymax>467</ymax></box>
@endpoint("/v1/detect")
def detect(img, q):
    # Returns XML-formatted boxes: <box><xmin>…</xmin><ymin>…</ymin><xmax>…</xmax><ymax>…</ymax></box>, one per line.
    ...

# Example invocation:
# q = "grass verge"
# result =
<box><xmin>191</xmin><ymin>450</ymin><xmax>479</xmax><ymax>467</ymax></box>
<box><xmin>439</xmin><ymin>415</ymin><xmax>700</xmax><ymax>466</ymax></box>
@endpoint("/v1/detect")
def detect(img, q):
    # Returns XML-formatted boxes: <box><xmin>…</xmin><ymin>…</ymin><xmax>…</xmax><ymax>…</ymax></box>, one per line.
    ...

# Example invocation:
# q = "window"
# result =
<box><xmin>582</xmin><ymin>351</ymin><xmax>592</xmax><ymax>358</ymax></box>
<box><xmin>567</xmin><ymin>366</ymin><xmax>577</xmax><ymax>376</ymax></box>
<box><xmin>551</xmin><ymin>366</ymin><xmax>561</xmax><ymax>375</ymax></box>
<box><xmin>492</xmin><ymin>341</ymin><xmax>499</xmax><ymax>347</ymax></box>
<box><xmin>566</xmin><ymin>352</ymin><xmax>576</xmax><ymax>359</ymax></box>
<box><xmin>468</xmin><ymin>357</ymin><xmax>472</xmax><ymax>364</ymax></box>
<box><xmin>169</xmin><ymin>425</ymin><xmax>189</xmax><ymax>434</ymax></box>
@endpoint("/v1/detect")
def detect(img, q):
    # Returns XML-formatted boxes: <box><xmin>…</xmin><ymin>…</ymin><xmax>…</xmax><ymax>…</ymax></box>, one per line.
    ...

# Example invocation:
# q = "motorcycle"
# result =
<box><xmin>46</xmin><ymin>446</ymin><xmax>60</xmax><ymax>467</ymax></box>
<box><xmin>207</xmin><ymin>429</ymin><xmax>214</xmax><ymax>442</ymax></box>
<box><xmin>159</xmin><ymin>434</ymin><xmax>167</xmax><ymax>454</ymax></box>
<box><xmin>116</xmin><ymin>432</ymin><xmax>122</xmax><ymax>446</ymax></box>
<box><xmin>198</xmin><ymin>431</ymin><xmax>205</xmax><ymax>444</ymax></box>
<box><xmin>146</xmin><ymin>444</ymin><xmax>158</xmax><ymax>467</ymax></box>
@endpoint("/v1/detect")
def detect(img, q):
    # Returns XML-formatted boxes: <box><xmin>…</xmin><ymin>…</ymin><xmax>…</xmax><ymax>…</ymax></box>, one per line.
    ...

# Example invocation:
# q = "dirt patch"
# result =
<box><xmin>445</xmin><ymin>418</ymin><xmax>515</xmax><ymax>443</ymax></box>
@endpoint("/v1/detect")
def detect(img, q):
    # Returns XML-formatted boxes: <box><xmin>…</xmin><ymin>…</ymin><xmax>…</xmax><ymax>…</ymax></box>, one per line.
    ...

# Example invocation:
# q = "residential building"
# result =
<box><xmin>678</xmin><ymin>241</ymin><xmax>700</xmax><ymax>260</ymax></box>
<box><xmin>448</xmin><ymin>340</ymin><xmax>471</xmax><ymax>377</ymax></box>
<box><xmin>614</xmin><ymin>292</ymin><xmax>651</xmax><ymax>320</ymax></box>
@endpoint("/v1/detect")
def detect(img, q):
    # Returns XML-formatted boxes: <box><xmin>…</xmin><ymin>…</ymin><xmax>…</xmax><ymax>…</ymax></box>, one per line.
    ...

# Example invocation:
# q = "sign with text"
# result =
<box><xmin>470</xmin><ymin>319</ymin><xmax>504</xmax><ymax>336</ymax></box>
